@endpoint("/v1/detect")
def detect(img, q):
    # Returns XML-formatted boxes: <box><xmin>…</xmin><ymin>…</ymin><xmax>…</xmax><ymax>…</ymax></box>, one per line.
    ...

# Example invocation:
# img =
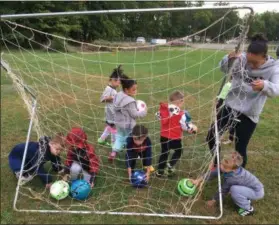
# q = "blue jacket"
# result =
<box><xmin>9</xmin><ymin>137</ymin><xmax>62</xmax><ymax>184</ymax></box>
<box><xmin>125</xmin><ymin>136</ymin><xmax>152</xmax><ymax>168</ymax></box>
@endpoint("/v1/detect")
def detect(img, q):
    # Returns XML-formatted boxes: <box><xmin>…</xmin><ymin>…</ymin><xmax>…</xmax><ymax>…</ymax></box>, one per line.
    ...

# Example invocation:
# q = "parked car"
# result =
<box><xmin>136</xmin><ymin>37</ymin><xmax>146</xmax><ymax>44</ymax></box>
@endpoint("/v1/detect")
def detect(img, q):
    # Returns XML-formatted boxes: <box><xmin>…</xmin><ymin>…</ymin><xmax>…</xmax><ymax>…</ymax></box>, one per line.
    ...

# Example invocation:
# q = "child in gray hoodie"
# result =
<box><xmin>192</xmin><ymin>151</ymin><xmax>264</xmax><ymax>216</ymax></box>
<box><xmin>108</xmin><ymin>74</ymin><xmax>147</xmax><ymax>162</ymax></box>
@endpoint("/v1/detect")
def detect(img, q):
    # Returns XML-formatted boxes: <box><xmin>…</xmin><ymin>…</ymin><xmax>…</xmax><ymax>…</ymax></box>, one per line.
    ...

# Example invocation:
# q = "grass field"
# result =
<box><xmin>1</xmin><ymin>47</ymin><xmax>279</xmax><ymax>224</ymax></box>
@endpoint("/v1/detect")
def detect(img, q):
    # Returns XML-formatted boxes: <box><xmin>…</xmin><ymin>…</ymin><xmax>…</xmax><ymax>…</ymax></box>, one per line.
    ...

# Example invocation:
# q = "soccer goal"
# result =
<box><xmin>1</xmin><ymin>6</ymin><xmax>253</xmax><ymax>220</ymax></box>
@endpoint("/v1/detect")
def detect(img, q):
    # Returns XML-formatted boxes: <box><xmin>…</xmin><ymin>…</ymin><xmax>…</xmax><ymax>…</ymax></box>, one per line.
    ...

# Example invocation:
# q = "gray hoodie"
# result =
<box><xmin>220</xmin><ymin>53</ymin><xmax>279</xmax><ymax>123</ymax></box>
<box><xmin>113</xmin><ymin>91</ymin><xmax>147</xmax><ymax>130</ymax></box>
<box><xmin>210</xmin><ymin>167</ymin><xmax>264</xmax><ymax>201</ymax></box>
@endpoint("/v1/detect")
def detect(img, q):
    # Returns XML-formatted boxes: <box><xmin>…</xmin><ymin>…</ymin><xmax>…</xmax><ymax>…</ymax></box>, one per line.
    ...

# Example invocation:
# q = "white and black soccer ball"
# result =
<box><xmin>168</xmin><ymin>104</ymin><xmax>180</xmax><ymax>117</ymax></box>
<box><xmin>180</xmin><ymin>111</ymin><xmax>197</xmax><ymax>133</ymax></box>
<box><xmin>155</xmin><ymin>111</ymin><xmax>161</xmax><ymax>120</ymax></box>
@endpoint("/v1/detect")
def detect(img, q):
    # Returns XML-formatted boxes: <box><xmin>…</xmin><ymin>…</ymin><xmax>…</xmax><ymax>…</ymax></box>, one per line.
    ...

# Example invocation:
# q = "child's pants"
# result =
<box><xmin>100</xmin><ymin>123</ymin><xmax>117</xmax><ymax>143</ymax></box>
<box><xmin>70</xmin><ymin>161</ymin><xmax>92</xmax><ymax>183</ymax></box>
<box><xmin>230</xmin><ymin>185</ymin><xmax>264</xmax><ymax>210</ymax></box>
<box><xmin>157</xmin><ymin>136</ymin><xmax>182</xmax><ymax>171</ymax></box>
<box><xmin>112</xmin><ymin>127</ymin><xmax>132</xmax><ymax>152</ymax></box>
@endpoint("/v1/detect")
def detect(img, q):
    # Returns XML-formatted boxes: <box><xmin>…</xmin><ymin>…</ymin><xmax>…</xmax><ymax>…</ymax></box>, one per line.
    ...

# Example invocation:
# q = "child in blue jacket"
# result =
<box><xmin>9</xmin><ymin>134</ymin><xmax>64</xmax><ymax>188</ymax></box>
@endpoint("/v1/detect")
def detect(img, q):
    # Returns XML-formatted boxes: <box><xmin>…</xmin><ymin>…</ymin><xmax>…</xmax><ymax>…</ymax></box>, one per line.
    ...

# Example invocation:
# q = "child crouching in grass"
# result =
<box><xmin>8</xmin><ymin>134</ymin><xmax>65</xmax><ymax>188</ymax></box>
<box><xmin>126</xmin><ymin>125</ymin><xmax>154</xmax><ymax>182</ymax></box>
<box><xmin>192</xmin><ymin>151</ymin><xmax>264</xmax><ymax>216</ymax></box>
<box><xmin>64</xmin><ymin>127</ymin><xmax>99</xmax><ymax>188</ymax></box>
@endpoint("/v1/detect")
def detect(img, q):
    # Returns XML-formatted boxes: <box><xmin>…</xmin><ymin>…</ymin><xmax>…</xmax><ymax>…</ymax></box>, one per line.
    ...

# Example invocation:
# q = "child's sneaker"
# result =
<box><xmin>166</xmin><ymin>163</ymin><xmax>176</xmax><ymax>177</ymax></box>
<box><xmin>155</xmin><ymin>170</ymin><xmax>166</xmax><ymax>178</ymax></box>
<box><xmin>15</xmin><ymin>172</ymin><xmax>33</xmax><ymax>185</ymax></box>
<box><xmin>98</xmin><ymin>138</ymin><xmax>111</xmax><ymax>147</ymax></box>
<box><xmin>238</xmin><ymin>206</ymin><xmax>254</xmax><ymax>216</ymax></box>
<box><xmin>98</xmin><ymin>138</ymin><xmax>106</xmax><ymax>145</ymax></box>
<box><xmin>108</xmin><ymin>151</ymin><xmax>117</xmax><ymax>163</ymax></box>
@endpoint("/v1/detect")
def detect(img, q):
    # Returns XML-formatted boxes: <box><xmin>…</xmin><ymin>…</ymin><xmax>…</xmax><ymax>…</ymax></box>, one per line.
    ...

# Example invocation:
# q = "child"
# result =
<box><xmin>126</xmin><ymin>125</ymin><xmax>153</xmax><ymax>182</ymax></box>
<box><xmin>64</xmin><ymin>127</ymin><xmax>99</xmax><ymax>188</ymax></box>
<box><xmin>109</xmin><ymin>73</ymin><xmax>147</xmax><ymax>162</ymax></box>
<box><xmin>98</xmin><ymin>65</ymin><xmax>122</xmax><ymax>147</ymax></box>
<box><xmin>216</xmin><ymin>79</ymin><xmax>235</xmax><ymax>145</ymax></box>
<box><xmin>8</xmin><ymin>134</ymin><xmax>64</xmax><ymax>188</ymax></box>
<box><xmin>156</xmin><ymin>90</ymin><xmax>197</xmax><ymax>177</ymax></box>
<box><xmin>192</xmin><ymin>151</ymin><xmax>264</xmax><ymax>216</ymax></box>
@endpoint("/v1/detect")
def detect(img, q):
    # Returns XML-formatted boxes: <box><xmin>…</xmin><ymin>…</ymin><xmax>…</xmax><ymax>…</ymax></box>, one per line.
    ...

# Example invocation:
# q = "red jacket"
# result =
<box><xmin>160</xmin><ymin>102</ymin><xmax>184</xmax><ymax>140</ymax></box>
<box><xmin>65</xmin><ymin>127</ymin><xmax>99</xmax><ymax>174</ymax></box>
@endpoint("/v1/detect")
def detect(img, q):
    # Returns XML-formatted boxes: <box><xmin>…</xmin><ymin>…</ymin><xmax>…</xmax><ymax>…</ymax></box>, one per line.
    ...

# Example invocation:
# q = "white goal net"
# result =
<box><xmin>0</xmin><ymin>7</ymin><xmax>253</xmax><ymax>219</ymax></box>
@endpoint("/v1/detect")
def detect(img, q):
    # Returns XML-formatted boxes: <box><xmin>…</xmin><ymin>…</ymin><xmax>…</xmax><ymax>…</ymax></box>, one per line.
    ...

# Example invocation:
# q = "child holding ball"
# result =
<box><xmin>156</xmin><ymin>90</ymin><xmax>197</xmax><ymax>177</ymax></box>
<box><xmin>98</xmin><ymin>65</ymin><xmax>122</xmax><ymax>147</ymax></box>
<box><xmin>64</xmin><ymin>127</ymin><xmax>99</xmax><ymax>188</ymax></box>
<box><xmin>126</xmin><ymin>125</ymin><xmax>153</xmax><ymax>182</ymax></box>
<box><xmin>192</xmin><ymin>151</ymin><xmax>264</xmax><ymax>216</ymax></box>
<box><xmin>8</xmin><ymin>134</ymin><xmax>65</xmax><ymax>188</ymax></box>
<box><xmin>109</xmin><ymin>73</ymin><xmax>147</xmax><ymax>162</ymax></box>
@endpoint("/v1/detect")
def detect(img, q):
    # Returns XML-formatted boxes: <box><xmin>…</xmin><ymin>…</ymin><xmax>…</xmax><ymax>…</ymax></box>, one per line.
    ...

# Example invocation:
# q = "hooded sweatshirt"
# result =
<box><xmin>65</xmin><ymin>127</ymin><xmax>99</xmax><ymax>176</ymax></box>
<box><xmin>113</xmin><ymin>91</ymin><xmax>147</xmax><ymax>130</ymax></box>
<box><xmin>220</xmin><ymin>53</ymin><xmax>279</xmax><ymax>123</ymax></box>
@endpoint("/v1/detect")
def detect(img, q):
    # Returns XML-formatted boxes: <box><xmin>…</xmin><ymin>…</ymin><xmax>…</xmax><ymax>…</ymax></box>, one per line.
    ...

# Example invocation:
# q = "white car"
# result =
<box><xmin>136</xmin><ymin>37</ymin><xmax>146</xmax><ymax>44</ymax></box>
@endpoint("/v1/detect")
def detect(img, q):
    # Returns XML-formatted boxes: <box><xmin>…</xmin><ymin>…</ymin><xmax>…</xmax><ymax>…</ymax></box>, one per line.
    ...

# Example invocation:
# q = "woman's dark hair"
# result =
<box><xmin>110</xmin><ymin>65</ymin><xmax>123</xmax><ymax>80</ymax></box>
<box><xmin>120</xmin><ymin>74</ymin><xmax>137</xmax><ymax>90</ymax></box>
<box><xmin>247</xmin><ymin>33</ymin><xmax>268</xmax><ymax>57</ymax></box>
<box><xmin>132</xmin><ymin>125</ymin><xmax>148</xmax><ymax>138</ymax></box>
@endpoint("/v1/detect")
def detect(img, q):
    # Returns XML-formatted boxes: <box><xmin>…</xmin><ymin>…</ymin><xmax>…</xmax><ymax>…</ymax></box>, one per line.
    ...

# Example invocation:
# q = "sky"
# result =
<box><xmin>203</xmin><ymin>1</ymin><xmax>279</xmax><ymax>17</ymax></box>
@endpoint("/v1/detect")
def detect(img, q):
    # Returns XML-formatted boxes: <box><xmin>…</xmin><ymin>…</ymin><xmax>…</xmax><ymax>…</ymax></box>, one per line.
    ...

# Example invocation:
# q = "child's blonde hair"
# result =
<box><xmin>50</xmin><ymin>133</ymin><xmax>65</xmax><ymax>148</ymax></box>
<box><xmin>221</xmin><ymin>151</ymin><xmax>243</xmax><ymax>170</ymax></box>
<box><xmin>169</xmin><ymin>90</ymin><xmax>184</xmax><ymax>103</ymax></box>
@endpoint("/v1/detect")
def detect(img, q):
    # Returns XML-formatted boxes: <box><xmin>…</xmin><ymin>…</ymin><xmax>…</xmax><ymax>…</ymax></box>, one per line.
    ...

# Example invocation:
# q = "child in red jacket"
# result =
<box><xmin>156</xmin><ymin>91</ymin><xmax>197</xmax><ymax>177</ymax></box>
<box><xmin>64</xmin><ymin>127</ymin><xmax>99</xmax><ymax>188</ymax></box>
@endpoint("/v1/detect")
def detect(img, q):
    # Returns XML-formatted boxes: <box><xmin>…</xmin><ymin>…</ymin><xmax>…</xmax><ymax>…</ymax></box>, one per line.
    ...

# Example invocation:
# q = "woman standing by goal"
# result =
<box><xmin>207</xmin><ymin>33</ymin><xmax>279</xmax><ymax>168</ymax></box>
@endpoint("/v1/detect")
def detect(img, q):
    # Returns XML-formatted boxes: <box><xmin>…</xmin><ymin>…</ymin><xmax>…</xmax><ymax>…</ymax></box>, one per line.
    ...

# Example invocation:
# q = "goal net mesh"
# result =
<box><xmin>0</xmin><ymin>8</ymin><xmax>251</xmax><ymax>218</ymax></box>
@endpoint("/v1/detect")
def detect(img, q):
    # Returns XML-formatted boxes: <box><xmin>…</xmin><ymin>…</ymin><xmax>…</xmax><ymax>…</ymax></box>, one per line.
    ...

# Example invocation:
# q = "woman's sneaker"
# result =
<box><xmin>222</xmin><ymin>139</ymin><xmax>233</xmax><ymax>145</ymax></box>
<box><xmin>238</xmin><ymin>206</ymin><xmax>254</xmax><ymax>216</ymax></box>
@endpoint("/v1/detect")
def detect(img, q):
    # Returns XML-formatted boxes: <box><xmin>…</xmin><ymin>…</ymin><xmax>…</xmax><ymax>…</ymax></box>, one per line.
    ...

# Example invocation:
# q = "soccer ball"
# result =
<box><xmin>180</xmin><ymin>111</ymin><xmax>197</xmax><ymax>133</ymax></box>
<box><xmin>177</xmin><ymin>178</ymin><xmax>197</xmax><ymax>197</ymax></box>
<box><xmin>136</xmin><ymin>100</ymin><xmax>147</xmax><ymax>113</ymax></box>
<box><xmin>50</xmin><ymin>180</ymin><xmax>70</xmax><ymax>200</ymax></box>
<box><xmin>168</xmin><ymin>104</ymin><xmax>180</xmax><ymax>116</ymax></box>
<box><xmin>155</xmin><ymin>111</ymin><xmax>161</xmax><ymax>120</ymax></box>
<box><xmin>131</xmin><ymin>170</ymin><xmax>148</xmax><ymax>188</ymax></box>
<box><xmin>70</xmin><ymin>179</ymin><xmax>91</xmax><ymax>200</ymax></box>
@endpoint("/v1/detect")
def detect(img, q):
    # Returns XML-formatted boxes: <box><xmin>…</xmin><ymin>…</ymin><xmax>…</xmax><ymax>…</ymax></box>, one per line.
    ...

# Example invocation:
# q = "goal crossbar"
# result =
<box><xmin>1</xmin><ymin>6</ymin><xmax>254</xmax><ymax>19</ymax></box>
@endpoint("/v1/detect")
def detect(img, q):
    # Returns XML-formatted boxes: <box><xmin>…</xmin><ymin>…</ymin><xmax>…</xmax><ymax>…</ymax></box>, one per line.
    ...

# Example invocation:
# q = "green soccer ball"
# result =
<box><xmin>50</xmin><ymin>180</ymin><xmax>70</xmax><ymax>200</ymax></box>
<box><xmin>177</xmin><ymin>178</ymin><xmax>197</xmax><ymax>197</ymax></box>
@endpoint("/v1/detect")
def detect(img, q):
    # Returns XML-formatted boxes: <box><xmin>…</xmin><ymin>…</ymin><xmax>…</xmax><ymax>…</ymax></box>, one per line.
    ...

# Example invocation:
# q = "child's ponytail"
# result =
<box><xmin>110</xmin><ymin>65</ymin><xmax>123</xmax><ymax>80</ymax></box>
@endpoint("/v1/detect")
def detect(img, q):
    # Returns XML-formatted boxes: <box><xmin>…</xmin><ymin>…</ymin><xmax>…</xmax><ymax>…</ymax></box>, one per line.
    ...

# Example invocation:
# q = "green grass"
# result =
<box><xmin>1</xmin><ymin>48</ymin><xmax>279</xmax><ymax>224</ymax></box>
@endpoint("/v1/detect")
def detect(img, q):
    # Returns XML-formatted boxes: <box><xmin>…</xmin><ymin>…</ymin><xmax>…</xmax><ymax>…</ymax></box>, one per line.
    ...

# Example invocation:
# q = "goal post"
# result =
<box><xmin>1</xmin><ymin>6</ymin><xmax>254</xmax><ymax>220</ymax></box>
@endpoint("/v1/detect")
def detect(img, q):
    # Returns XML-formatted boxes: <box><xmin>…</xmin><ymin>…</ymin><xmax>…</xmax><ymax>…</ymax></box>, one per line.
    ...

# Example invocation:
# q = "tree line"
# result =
<box><xmin>1</xmin><ymin>1</ymin><xmax>278</xmax><ymax>48</ymax></box>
